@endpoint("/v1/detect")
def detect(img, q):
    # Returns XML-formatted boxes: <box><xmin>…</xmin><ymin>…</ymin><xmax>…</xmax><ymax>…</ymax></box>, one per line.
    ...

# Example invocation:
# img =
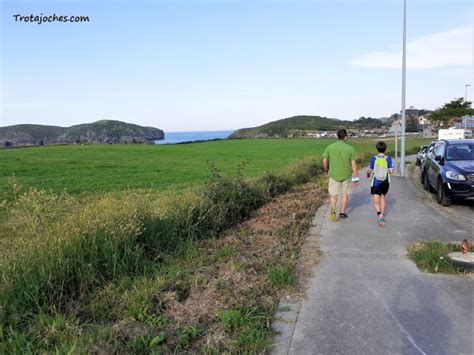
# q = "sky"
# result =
<box><xmin>1</xmin><ymin>0</ymin><xmax>473</xmax><ymax>132</ymax></box>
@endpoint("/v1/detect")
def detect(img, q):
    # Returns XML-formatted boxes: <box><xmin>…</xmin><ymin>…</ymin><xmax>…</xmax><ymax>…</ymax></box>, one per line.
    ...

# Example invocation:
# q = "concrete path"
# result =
<box><xmin>273</xmin><ymin>169</ymin><xmax>473</xmax><ymax>355</ymax></box>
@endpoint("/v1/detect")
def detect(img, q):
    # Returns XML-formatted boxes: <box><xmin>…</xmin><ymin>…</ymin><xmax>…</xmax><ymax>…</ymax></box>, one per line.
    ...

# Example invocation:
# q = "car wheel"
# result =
<box><xmin>437</xmin><ymin>178</ymin><xmax>451</xmax><ymax>206</ymax></box>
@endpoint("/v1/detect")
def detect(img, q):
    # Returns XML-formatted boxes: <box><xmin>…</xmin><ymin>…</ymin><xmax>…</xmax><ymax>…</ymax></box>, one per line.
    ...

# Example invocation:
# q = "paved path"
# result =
<box><xmin>273</xmin><ymin>170</ymin><xmax>473</xmax><ymax>355</ymax></box>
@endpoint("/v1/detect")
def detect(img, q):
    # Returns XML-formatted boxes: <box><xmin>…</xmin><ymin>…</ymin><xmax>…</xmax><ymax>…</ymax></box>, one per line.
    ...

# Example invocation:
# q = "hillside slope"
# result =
<box><xmin>229</xmin><ymin>115</ymin><xmax>356</xmax><ymax>138</ymax></box>
<box><xmin>0</xmin><ymin>120</ymin><xmax>164</xmax><ymax>146</ymax></box>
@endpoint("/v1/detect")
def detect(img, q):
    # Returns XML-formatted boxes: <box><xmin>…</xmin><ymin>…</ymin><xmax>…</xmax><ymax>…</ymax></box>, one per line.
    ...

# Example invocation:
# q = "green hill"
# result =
<box><xmin>229</xmin><ymin>115</ymin><xmax>361</xmax><ymax>138</ymax></box>
<box><xmin>0</xmin><ymin>120</ymin><xmax>164</xmax><ymax>147</ymax></box>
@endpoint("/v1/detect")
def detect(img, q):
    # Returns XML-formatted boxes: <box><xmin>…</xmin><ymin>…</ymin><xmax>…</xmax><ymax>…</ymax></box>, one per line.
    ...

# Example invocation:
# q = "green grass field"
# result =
<box><xmin>0</xmin><ymin>138</ymin><xmax>430</xmax><ymax>198</ymax></box>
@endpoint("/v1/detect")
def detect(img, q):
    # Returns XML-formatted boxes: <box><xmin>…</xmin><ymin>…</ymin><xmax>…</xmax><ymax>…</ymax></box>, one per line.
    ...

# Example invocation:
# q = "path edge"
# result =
<box><xmin>270</xmin><ymin>202</ymin><xmax>329</xmax><ymax>354</ymax></box>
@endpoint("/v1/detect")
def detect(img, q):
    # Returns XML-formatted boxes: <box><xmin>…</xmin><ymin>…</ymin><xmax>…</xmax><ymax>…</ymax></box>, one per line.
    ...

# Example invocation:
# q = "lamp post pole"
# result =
<box><xmin>395</xmin><ymin>120</ymin><xmax>398</xmax><ymax>172</ymax></box>
<box><xmin>465</xmin><ymin>84</ymin><xmax>471</xmax><ymax>130</ymax></box>
<box><xmin>400</xmin><ymin>0</ymin><xmax>407</xmax><ymax>176</ymax></box>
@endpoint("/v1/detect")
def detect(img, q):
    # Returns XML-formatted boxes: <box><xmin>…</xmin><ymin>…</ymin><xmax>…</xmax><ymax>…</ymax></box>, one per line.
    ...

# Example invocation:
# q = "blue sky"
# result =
<box><xmin>1</xmin><ymin>0</ymin><xmax>473</xmax><ymax>131</ymax></box>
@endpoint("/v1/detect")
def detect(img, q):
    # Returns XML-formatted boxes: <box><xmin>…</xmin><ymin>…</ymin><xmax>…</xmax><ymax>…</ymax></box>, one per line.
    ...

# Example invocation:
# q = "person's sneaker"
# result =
<box><xmin>339</xmin><ymin>212</ymin><xmax>348</xmax><ymax>219</ymax></box>
<box><xmin>331</xmin><ymin>207</ymin><xmax>337</xmax><ymax>222</ymax></box>
<box><xmin>378</xmin><ymin>213</ymin><xmax>385</xmax><ymax>227</ymax></box>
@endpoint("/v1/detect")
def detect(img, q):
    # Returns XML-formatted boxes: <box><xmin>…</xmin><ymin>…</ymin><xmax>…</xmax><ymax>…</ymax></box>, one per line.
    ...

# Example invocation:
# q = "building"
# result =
<box><xmin>422</xmin><ymin>127</ymin><xmax>437</xmax><ymax>139</ymax></box>
<box><xmin>388</xmin><ymin>121</ymin><xmax>401</xmax><ymax>136</ymax></box>
<box><xmin>454</xmin><ymin>116</ymin><xmax>474</xmax><ymax>130</ymax></box>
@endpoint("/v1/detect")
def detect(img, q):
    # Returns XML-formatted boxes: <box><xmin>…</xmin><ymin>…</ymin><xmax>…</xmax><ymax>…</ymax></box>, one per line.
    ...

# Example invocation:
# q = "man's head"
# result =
<box><xmin>376</xmin><ymin>141</ymin><xmax>387</xmax><ymax>153</ymax></box>
<box><xmin>337</xmin><ymin>129</ymin><xmax>348</xmax><ymax>140</ymax></box>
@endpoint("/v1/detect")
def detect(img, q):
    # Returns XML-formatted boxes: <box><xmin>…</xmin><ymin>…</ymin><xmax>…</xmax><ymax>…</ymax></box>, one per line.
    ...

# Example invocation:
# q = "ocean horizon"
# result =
<box><xmin>154</xmin><ymin>130</ymin><xmax>234</xmax><ymax>144</ymax></box>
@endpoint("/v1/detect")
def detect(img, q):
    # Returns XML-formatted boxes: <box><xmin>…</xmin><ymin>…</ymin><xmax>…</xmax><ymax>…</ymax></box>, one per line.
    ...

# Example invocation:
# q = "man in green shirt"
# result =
<box><xmin>322</xmin><ymin>129</ymin><xmax>359</xmax><ymax>222</ymax></box>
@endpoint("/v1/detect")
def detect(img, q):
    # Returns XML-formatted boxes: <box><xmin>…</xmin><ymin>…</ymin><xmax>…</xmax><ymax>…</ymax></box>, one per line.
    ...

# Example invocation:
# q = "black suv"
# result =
<box><xmin>416</xmin><ymin>145</ymin><xmax>429</xmax><ymax>166</ymax></box>
<box><xmin>421</xmin><ymin>139</ymin><xmax>474</xmax><ymax>206</ymax></box>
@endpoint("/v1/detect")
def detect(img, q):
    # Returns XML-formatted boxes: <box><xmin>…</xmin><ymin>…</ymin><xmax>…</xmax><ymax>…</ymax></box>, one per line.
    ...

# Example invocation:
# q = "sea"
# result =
<box><xmin>154</xmin><ymin>130</ymin><xmax>234</xmax><ymax>144</ymax></box>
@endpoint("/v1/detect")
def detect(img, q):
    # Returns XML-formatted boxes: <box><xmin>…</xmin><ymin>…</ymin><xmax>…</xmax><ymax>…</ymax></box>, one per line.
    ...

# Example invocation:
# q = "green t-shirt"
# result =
<box><xmin>322</xmin><ymin>140</ymin><xmax>357</xmax><ymax>181</ymax></box>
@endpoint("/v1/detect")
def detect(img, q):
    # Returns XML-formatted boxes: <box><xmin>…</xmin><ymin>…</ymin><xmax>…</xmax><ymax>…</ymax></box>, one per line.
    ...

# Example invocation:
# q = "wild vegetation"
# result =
<box><xmin>0</xmin><ymin>157</ymin><xmax>323</xmax><ymax>353</ymax></box>
<box><xmin>0</xmin><ymin>138</ymin><xmax>430</xmax><ymax>352</ymax></box>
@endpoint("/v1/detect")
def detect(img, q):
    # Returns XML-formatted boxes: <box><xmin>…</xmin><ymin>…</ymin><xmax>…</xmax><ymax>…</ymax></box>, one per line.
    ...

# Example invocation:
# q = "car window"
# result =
<box><xmin>434</xmin><ymin>143</ymin><xmax>445</xmax><ymax>157</ymax></box>
<box><xmin>446</xmin><ymin>143</ymin><xmax>474</xmax><ymax>161</ymax></box>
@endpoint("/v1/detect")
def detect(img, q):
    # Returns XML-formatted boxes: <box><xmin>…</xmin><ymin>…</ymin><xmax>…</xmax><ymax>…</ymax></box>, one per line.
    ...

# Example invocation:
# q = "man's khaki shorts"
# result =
<box><xmin>328</xmin><ymin>177</ymin><xmax>352</xmax><ymax>196</ymax></box>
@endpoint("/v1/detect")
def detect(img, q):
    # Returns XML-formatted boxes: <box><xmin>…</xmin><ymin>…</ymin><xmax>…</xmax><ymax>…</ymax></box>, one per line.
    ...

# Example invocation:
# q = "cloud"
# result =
<box><xmin>351</xmin><ymin>26</ymin><xmax>473</xmax><ymax>69</ymax></box>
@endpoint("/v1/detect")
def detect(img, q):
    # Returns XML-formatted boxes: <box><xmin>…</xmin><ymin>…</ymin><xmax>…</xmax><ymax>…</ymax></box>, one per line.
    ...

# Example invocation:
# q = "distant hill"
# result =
<box><xmin>0</xmin><ymin>120</ymin><xmax>164</xmax><ymax>147</ymax></box>
<box><xmin>229</xmin><ymin>115</ymin><xmax>366</xmax><ymax>139</ymax></box>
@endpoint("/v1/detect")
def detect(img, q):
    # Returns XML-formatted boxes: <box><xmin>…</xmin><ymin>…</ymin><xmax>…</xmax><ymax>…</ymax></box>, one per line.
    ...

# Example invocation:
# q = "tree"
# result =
<box><xmin>430</xmin><ymin>98</ymin><xmax>474</xmax><ymax>125</ymax></box>
<box><xmin>406</xmin><ymin>115</ymin><xmax>419</xmax><ymax>132</ymax></box>
<box><xmin>383</xmin><ymin>113</ymin><xmax>400</xmax><ymax>127</ymax></box>
<box><xmin>354</xmin><ymin>116</ymin><xmax>382</xmax><ymax>129</ymax></box>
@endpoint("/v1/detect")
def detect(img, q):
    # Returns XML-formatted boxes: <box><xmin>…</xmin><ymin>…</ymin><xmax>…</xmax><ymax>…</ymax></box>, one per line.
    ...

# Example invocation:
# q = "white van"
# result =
<box><xmin>437</xmin><ymin>129</ymin><xmax>469</xmax><ymax>140</ymax></box>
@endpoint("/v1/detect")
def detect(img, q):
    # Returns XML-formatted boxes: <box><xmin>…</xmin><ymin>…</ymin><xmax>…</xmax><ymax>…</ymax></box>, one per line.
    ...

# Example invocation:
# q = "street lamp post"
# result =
<box><xmin>400</xmin><ymin>0</ymin><xmax>407</xmax><ymax>176</ymax></box>
<box><xmin>465</xmin><ymin>84</ymin><xmax>471</xmax><ymax>130</ymax></box>
<box><xmin>395</xmin><ymin>120</ymin><xmax>398</xmax><ymax>172</ymax></box>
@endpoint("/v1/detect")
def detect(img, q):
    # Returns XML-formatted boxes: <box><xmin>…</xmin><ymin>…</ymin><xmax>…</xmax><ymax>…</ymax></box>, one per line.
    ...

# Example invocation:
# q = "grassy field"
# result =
<box><xmin>0</xmin><ymin>137</ymin><xmax>431</xmax><ymax>353</ymax></box>
<box><xmin>0</xmin><ymin>138</ymin><xmax>430</xmax><ymax>198</ymax></box>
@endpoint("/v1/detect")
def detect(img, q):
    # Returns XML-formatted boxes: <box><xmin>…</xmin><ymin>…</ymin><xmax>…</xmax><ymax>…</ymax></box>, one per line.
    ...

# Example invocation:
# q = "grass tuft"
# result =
<box><xmin>407</xmin><ymin>241</ymin><xmax>473</xmax><ymax>274</ymax></box>
<box><xmin>267</xmin><ymin>265</ymin><xmax>294</xmax><ymax>287</ymax></box>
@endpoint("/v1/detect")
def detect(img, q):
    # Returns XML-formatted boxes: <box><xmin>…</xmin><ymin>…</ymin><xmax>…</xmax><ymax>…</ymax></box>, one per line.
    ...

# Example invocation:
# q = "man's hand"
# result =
<box><xmin>351</xmin><ymin>176</ymin><xmax>360</xmax><ymax>187</ymax></box>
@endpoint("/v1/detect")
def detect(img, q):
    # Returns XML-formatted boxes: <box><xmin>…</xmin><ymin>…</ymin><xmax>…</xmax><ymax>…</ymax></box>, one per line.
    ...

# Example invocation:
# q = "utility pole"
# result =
<box><xmin>400</xmin><ymin>0</ymin><xmax>407</xmax><ymax>176</ymax></box>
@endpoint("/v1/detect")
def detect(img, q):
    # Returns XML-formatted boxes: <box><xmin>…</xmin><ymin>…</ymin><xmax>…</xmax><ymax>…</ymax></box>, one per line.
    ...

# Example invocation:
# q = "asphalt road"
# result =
<box><xmin>409</xmin><ymin>161</ymin><xmax>474</xmax><ymax>228</ymax></box>
<box><xmin>273</xmin><ymin>166</ymin><xmax>473</xmax><ymax>355</ymax></box>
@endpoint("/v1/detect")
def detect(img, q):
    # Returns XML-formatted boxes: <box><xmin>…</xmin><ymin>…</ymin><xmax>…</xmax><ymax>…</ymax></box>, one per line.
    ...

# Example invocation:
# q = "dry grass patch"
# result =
<box><xmin>157</xmin><ymin>183</ymin><xmax>326</xmax><ymax>352</ymax></box>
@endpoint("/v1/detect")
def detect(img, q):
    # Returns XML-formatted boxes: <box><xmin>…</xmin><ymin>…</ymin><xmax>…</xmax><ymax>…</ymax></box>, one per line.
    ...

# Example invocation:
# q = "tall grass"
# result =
<box><xmin>0</xmin><ymin>158</ymin><xmax>322</xmax><ymax>351</ymax></box>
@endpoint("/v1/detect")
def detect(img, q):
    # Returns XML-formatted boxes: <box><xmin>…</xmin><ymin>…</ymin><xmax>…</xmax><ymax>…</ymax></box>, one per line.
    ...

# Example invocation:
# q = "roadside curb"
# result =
<box><xmin>271</xmin><ymin>202</ymin><xmax>329</xmax><ymax>354</ymax></box>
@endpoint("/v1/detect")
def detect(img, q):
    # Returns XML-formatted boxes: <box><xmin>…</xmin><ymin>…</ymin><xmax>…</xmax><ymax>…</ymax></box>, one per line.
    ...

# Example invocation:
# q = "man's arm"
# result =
<box><xmin>350</xmin><ymin>148</ymin><xmax>358</xmax><ymax>177</ymax></box>
<box><xmin>322</xmin><ymin>147</ymin><xmax>329</xmax><ymax>174</ymax></box>
<box><xmin>323</xmin><ymin>158</ymin><xmax>329</xmax><ymax>174</ymax></box>
<box><xmin>351</xmin><ymin>160</ymin><xmax>358</xmax><ymax>177</ymax></box>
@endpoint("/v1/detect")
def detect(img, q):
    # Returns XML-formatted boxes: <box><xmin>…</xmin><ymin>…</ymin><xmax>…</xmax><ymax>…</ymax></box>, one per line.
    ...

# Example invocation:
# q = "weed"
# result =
<box><xmin>407</xmin><ymin>241</ymin><xmax>473</xmax><ymax>274</ymax></box>
<box><xmin>218</xmin><ymin>309</ymin><xmax>244</xmax><ymax>331</ymax></box>
<box><xmin>178</xmin><ymin>324</ymin><xmax>200</xmax><ymax>348</ymax></box>
<box><xmin>267</xmin><ymin>265</ymin><xmax>294</xmax><ymax>287</ymax></box>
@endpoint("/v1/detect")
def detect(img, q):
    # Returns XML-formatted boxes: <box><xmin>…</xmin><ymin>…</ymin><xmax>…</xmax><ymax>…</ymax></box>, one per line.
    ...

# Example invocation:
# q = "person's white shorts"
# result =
<box><xmin>328</xmin><ymin>177</ymin><xmax>352</xmax><ymax>196</ymax></box>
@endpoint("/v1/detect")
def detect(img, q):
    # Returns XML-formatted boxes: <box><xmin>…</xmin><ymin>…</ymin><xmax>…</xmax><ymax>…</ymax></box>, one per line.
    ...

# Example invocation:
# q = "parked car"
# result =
<box><xmin>416</xmin><ymin>145</ymin><xmax>429</xmax><ymax>166</ymax></box>
<box><xmin>421</xmin><ymin>139</ymin><xmax>474</xmax><ymax>206</ymax></box>
<box><xmin>420</xmin><ymin>142</ymin><xmax>436</xmax><ymax>169</ymax></box>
